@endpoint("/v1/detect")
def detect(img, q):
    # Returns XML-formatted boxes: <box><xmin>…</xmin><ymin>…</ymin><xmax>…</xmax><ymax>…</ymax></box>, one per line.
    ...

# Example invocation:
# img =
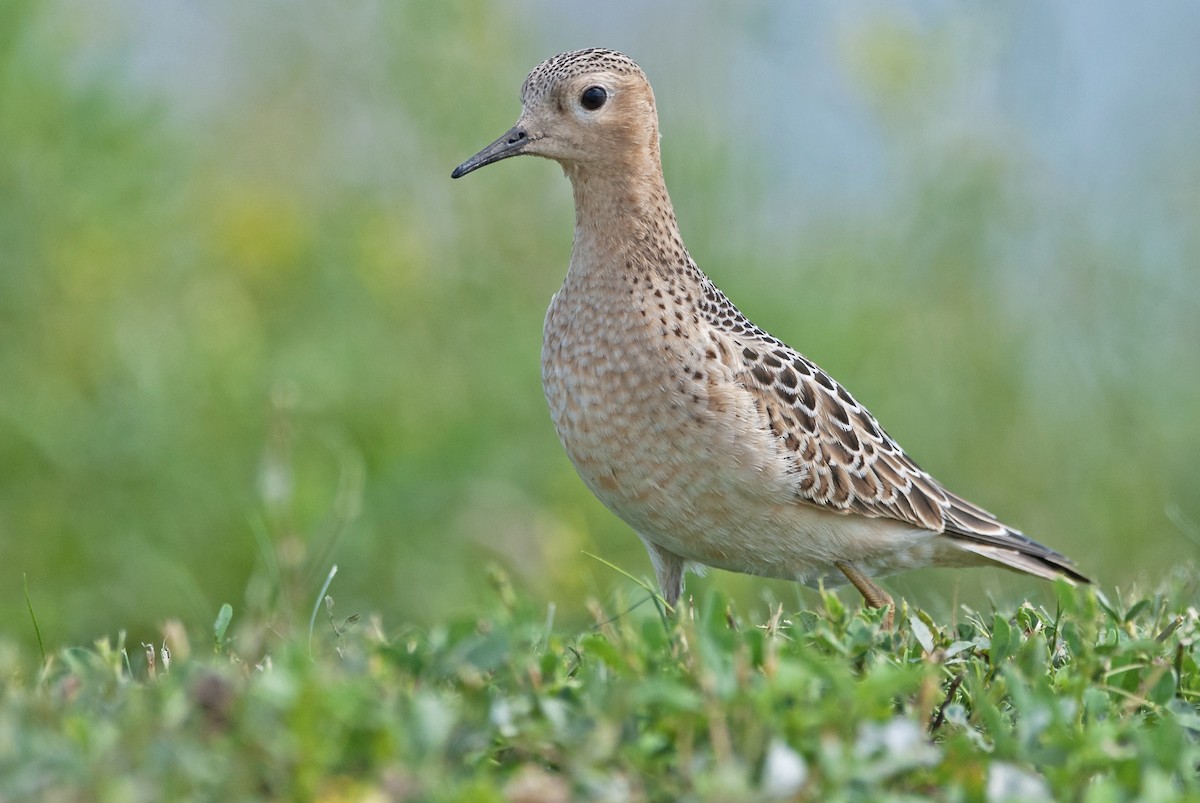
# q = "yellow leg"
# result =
<box><xmin>835</xmin><ymin>561</ymin><xmax>894</xmax><ymax>629</ymax></box>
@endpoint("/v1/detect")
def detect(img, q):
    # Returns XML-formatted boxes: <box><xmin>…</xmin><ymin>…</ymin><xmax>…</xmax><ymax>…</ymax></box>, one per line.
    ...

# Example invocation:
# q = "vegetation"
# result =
<box><xmin>2</xmin><ymin>576</ymin><xmax>1197</xmax><ymax>800</ymax></box>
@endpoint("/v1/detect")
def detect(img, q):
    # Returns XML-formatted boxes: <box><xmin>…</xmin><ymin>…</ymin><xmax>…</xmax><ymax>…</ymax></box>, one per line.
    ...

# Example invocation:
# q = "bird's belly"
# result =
<box><xmin>541</xmin><ymin>308</ymin><xmax>938</xmax><ymax>582</ymax></box>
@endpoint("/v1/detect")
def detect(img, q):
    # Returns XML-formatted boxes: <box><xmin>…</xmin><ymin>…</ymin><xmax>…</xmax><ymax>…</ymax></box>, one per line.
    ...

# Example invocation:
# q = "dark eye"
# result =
<box><xmin>580</xmin><ymin>85</ymin><xmax>608</xmax><ymax>111</ymax></box>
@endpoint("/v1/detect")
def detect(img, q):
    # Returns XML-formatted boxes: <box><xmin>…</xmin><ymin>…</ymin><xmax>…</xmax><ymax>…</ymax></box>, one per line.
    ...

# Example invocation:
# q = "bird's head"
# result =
<box><xmin>451</xmin><ymin>48</ymin><xmax>660</xmax><ymax>180</ymax></box>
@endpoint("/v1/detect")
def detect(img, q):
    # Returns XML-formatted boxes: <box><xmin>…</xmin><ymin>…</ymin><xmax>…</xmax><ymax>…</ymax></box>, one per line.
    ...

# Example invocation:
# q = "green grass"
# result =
<box><xmin>2</xmin><ymin>573</ymin><xmax>1197</xmax><ymax>801</ymax></box>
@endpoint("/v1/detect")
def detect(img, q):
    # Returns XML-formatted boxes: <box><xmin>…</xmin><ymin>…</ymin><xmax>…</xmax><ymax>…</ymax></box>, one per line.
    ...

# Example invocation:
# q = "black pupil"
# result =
<box><xmin>581</xmin><ymin>86</ymin><xmax>607</xmax><ymax>110</ymax></box>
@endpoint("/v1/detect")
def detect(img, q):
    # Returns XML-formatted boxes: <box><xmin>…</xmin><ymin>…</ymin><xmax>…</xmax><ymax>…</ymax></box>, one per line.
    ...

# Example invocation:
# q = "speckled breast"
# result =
<box><xmin>539</xmin><ymin>265</ymin><xmax>802</xmax><ymax>570</ymax></box>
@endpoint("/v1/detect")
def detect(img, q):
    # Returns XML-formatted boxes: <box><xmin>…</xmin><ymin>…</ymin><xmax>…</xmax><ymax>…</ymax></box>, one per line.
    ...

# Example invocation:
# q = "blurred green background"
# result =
<box><xmin>2</xmin><ymin>1</ymin><xmax>1197</xmax><ymax>650</ymax></box>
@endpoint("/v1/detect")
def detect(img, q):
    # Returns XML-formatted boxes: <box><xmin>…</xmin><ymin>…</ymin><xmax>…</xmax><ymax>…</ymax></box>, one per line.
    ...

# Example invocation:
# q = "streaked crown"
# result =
<box><xmin>521</xmin><ymin>48</ymin><xmax>645</xmax><ymax>102</ymax></box>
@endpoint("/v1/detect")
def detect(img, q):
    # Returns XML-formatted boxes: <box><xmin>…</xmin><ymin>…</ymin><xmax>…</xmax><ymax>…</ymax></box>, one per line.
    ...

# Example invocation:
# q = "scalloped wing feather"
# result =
<box><xmin>714</xmin><ymin>322</ymin><xmax>1090</xmax><ymax>584</ymax></box>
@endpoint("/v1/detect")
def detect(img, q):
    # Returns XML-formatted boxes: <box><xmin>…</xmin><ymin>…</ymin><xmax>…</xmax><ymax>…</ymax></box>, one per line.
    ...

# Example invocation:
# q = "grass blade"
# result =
<box><xmin>23</xmin><ymin>573</ymin><xmax>45</xmax><ymax>665</ymax></box>
<box><xmin>308</xmin><ymin>564</ymin><xmax>338</xmax><ymax>657</ymax></box>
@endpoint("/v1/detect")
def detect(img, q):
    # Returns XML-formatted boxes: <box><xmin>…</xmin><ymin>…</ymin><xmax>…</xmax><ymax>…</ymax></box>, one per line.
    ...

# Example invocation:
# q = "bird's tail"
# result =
<box><xmin>949</xmin><ymin>531</ymin><xmax>1092</xmax><ymax>585</ymax></box>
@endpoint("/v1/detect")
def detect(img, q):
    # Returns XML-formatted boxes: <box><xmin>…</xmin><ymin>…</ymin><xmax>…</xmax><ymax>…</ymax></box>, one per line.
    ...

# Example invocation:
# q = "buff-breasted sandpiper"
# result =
<box><xmin>452</xmin><ymin>48</ymin><xmax>1089</xmax><ymax>625</ymax></box>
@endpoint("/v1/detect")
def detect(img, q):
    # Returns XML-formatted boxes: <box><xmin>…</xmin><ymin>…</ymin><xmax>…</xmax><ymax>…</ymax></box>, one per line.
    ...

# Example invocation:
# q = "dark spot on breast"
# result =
<box><xmin>762</xmin><ymin>353</ymin><xmax>782</xmax><ymax>369</ymax></box>
<box><xmin>742</xmin><ymin>347</ymin><xmax>758</xmax><ymax>361</ymax></box>
<box><xmin>775</xmin><ymin>386</ymin><xmax>797</xmax><ymax>406</ymax></box>
<box><xmin>815</xmin><ymin>371</ymin><xmax>835</xmax><ymax>391</ymax></box>
<box><xmin>837</xmin><ymin>384</ymin><xmax>855</xmax><ymax>406</ymax></box>
<box><xmin>792</xmin><ymin>359</ymin><xmax>813</xmax><ymax>377</ymax></box>
<box><xmin>831</xmin><ymin>403</ymin><xmax>850</xmax><ymax>428</ymax></box>
<box><xmin>750</xmin><ymin>365</ymin><xmax>772</xmax><ymax>385</ymax></box>
<box><xmin>779</xmin><ymin>368</ymin><xmax>797</xmax><ymax>388</ymax></box>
